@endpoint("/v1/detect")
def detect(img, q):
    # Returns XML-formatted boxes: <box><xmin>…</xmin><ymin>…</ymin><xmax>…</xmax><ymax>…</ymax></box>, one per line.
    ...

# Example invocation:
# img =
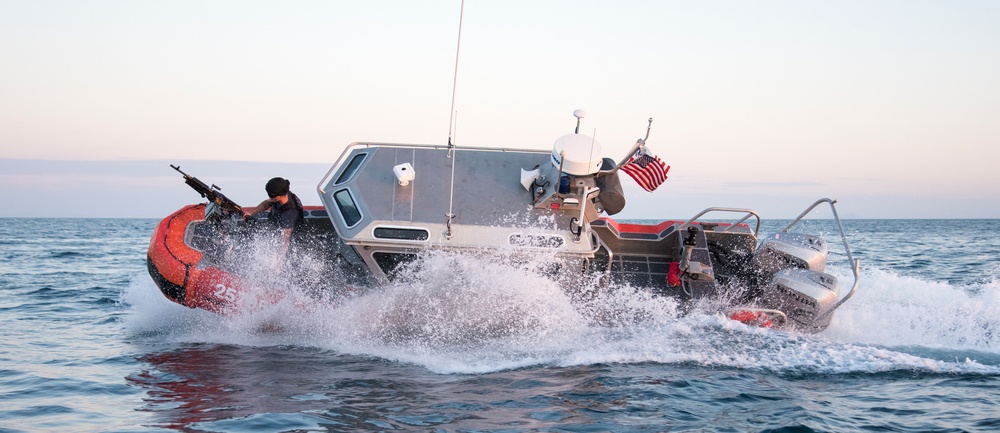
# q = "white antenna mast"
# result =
<box><xmin>445</xmin><ymin>0</ymin><xmax>464</xmax><ymax>240</ymax></box>
<box><xmin>447</xmin><ymin>0</ymin><xmax>464</xmax><ymax>149</ymax></box>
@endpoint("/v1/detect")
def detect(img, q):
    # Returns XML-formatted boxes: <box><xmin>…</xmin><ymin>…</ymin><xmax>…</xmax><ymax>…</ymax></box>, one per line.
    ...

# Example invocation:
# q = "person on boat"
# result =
<box><xmin>245</xmin><ymin>177</ymin><xmax>304</xmax><ymax>257</ymax></box>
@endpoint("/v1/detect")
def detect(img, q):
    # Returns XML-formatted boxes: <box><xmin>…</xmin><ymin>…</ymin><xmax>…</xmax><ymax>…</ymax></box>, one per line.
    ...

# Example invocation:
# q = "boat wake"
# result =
<box><xmin>122</xmin><ymin>251</ymin><xmax>1000</xmax><ymax>375</ymax></box>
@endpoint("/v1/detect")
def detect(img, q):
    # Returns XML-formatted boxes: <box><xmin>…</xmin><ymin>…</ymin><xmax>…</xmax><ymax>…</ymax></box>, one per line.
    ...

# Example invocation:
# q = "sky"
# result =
<box><xmin>1</xmin><ymin>1</ymin><xmax>998</xmax><ymax>219</ymax></box>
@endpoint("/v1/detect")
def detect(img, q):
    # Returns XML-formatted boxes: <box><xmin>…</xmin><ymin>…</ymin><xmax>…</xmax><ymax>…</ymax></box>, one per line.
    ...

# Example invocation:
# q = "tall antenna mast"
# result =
<box><xmin>445</xmin><ymin>0</ymin><xmax>465</xmax><ymax>240</ymax></box>
<box><xmin>446</xmin><ymin>0</ymin><xmax>465</xmax><ymax>148</ymax></box>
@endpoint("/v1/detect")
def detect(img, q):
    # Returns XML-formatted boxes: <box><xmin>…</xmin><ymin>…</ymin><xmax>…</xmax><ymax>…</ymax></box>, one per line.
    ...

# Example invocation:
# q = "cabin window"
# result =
<box><xmin>335</xmin><ymin>153</ymin><xmax>367</xmax><ymax>185</ymax></box>
<box><xmin>333</xmin><ymin>189</ymin><xmax>362</xmax><ymax>227</ymax></box>
<box><xmin>373</xmin><ymin>252</ymin><xmax>418</xmax><ymax>280</ymax></box>
<box><xmin>509</xmin><ymin>234</ymin><xmax>565</xmax><ymax>248</ymax></box>
<box><xmin>374</xmin><ymin>227</ymin><xmax>429</xmax><ymax>241</ymax></box>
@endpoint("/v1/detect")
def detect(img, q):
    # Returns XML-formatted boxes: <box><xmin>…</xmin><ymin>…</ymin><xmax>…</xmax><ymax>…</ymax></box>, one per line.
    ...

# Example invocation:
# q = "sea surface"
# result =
<box><xmin>1</xmin><ymin>217</ymin><xmax>999</xmax><ymax>432</ymax></box>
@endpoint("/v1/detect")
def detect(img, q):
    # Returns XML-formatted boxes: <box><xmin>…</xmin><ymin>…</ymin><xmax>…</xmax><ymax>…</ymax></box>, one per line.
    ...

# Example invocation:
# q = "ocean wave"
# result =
<box><xmin>122</xmin><ymin>252</ymin><xmax>1000</xmax><ymax>377</ymax></box>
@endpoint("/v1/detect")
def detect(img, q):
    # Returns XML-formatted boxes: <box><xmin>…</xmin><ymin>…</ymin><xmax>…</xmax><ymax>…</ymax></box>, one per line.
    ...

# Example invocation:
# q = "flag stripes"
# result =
<box><xmin>621</xmin><ymin>149</ymin><xmax>669</xmax><ymax>192</ymax></box>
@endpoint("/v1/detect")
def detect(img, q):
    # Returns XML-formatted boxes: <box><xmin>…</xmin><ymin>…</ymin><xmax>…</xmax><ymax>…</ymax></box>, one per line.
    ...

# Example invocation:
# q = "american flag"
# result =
<box><xmin>621</xmin><ymin>147</ymin><xmax>670</xmax><ymax>192</ymax></box>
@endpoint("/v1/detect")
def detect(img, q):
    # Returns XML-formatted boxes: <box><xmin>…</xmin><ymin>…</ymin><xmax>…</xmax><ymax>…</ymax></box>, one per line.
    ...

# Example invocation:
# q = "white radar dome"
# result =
<box><xmin>551</xmin><ymin>134</ymin><xmax>603</xmax><ymax>176</ymax></box>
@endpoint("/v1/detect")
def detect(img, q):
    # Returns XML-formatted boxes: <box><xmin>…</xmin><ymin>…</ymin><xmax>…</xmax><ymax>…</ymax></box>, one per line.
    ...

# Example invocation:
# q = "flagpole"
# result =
<box><xmin>610</xmin><ymin>118</ymin><xmax>653</xmax><ymax>174</ymax></box>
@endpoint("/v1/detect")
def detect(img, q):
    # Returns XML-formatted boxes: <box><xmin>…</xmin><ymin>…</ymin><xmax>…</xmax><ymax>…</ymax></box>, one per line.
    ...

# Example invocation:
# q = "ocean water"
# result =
<box><xmin>1</xmin><ymin>217</ymin><xmax>999</xmax><ymax>432</ymax></box>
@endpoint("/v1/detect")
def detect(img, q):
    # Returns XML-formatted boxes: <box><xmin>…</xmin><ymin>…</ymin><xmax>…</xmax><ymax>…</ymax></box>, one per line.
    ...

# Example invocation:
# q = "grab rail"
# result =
<box><xmin>679</xmin><ymin>207</ymin><xmax>762</xmax><ymax>237</ymax></box>
<box><xmin>784</xmin><ymin>198</ymin><xmax>861</xmax><ymax>323</ymax></box>
<box><xmin>317</xmin><ymin>143</ymin><xmax>365</xmax><ymax>196</ymax></box>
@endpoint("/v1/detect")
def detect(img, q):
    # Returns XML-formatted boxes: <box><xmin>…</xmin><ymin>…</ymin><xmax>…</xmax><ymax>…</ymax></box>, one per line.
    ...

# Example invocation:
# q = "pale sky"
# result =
<box><xmin>2</xmin><ymin>1</ymin><xmax>999</xmax><ymax>219</ymax></box>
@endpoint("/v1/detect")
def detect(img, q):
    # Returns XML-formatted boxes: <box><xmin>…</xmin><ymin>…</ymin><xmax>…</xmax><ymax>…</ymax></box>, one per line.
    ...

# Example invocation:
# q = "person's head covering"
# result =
<box><xmin>265</xmin><ymin>177</ymin><xmax>290</xmax><ymax>198</ymax></box>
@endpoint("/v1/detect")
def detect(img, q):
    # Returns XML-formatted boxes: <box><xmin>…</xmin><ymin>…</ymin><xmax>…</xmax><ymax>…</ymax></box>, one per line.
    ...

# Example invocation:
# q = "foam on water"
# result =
<box><xmin>823</xmin><ymin>268</ymin><xmax>1000</xmax><ymax>351</ymax></box>
<box><xmin>122</xmin><ymin>249</ymin><xmax>1000</xmax><ymax>376</ymax></box>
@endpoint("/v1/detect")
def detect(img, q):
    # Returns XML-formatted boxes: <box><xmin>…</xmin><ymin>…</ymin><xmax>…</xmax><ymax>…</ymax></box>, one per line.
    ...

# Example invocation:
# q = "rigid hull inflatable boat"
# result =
<box><xmin>146</xmin><ymin>203</ymin><xmax>342</xmax><ymax>313</ymax></box>
<box><xmin>148</xmin><ymin>114</ymin><xmax>859</xmax><ymax>332</ymax></box>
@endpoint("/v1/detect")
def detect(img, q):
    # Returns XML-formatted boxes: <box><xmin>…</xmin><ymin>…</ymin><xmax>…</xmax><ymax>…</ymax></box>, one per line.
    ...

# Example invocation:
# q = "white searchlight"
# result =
<box><xmin>393</xmin><ymin>163</ymin><xmax>415</xmax><ymax>186</ymax></box>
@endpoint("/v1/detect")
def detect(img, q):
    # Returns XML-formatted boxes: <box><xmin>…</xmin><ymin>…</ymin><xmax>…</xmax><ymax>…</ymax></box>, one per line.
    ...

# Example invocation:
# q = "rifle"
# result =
<box><xmin>171</xmin><ymin>164</ymin><xmax>245</xmax><ymax>217</ymax></box>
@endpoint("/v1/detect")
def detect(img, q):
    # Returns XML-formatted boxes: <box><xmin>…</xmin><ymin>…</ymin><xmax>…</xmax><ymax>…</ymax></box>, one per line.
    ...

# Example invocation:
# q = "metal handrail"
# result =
<box><xmin>680</xmin><ymin>207</ymin><xmax>762</xmax><ymax>237</ymax></box>
<box><xmin>316</xmin><ymin>143</ymin><xmax>366</xmax><ymax>195</ymax></box>
<box><xmin>344</xmin><ymin>141</ymin><xmax>552</xmax><ymax>154</ymax></box>
<box><xmin>784</xmin><ymin>198</ymin><xmax>861</xmax><ymax>323</ymax></box>
<box><xmin>591</xmin><ymin>231</ymin><xmax>614</xmax><ymax>283</ymax></box>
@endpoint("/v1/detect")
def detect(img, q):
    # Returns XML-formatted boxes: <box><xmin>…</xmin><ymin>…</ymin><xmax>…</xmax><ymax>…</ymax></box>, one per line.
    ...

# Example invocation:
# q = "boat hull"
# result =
<box><xmin>146</xmin><ymin>204</ymin><xmax>251</xmax><ymax>313</ymax></box>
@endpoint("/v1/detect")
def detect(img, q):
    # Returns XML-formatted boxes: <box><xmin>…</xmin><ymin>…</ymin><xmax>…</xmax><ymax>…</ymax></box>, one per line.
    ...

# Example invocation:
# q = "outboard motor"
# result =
<box><xmin>753</xmin><ymin>232</ymin><xmax>839</xmax><ymax>330</ymax></box>
<box><xmin>753</xmin><ymin>232</ymin><xmax>828</xmax><ymax>274</ymax></box>
<box><xmin>759</xmin><ymin>268</ymin><xmax>840</xmax><ymax>331</ymax></box>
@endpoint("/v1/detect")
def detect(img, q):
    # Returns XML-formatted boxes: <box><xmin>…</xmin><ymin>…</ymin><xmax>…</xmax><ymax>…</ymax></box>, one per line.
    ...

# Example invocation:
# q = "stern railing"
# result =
<box><xmin>784</xmin><ymin>198</ymin><xmax>861</xmax><ymax>322</ymax></box>
<box><xmin>679</xmin><ymin>207</ymin><xmax>762</xmax><ymax>237</ymax></box>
